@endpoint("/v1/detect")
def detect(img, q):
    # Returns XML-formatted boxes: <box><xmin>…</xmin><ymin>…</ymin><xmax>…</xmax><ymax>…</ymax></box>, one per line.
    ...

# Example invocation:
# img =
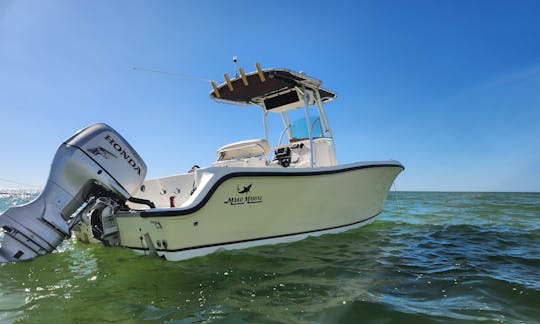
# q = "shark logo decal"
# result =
<box><xmin>237</xmin><ymin>184</ymin><xmax>252</xmax><ymax>194</ymax></box>
<box><xmin>225</xmin><ymin>184</ymin><xmax>263</xmax><ymax>206</ymax></box>
<box><xmin>87</xmin><ymin>147</ymin><xmax>118</xmax><ymax>159</ymax></box>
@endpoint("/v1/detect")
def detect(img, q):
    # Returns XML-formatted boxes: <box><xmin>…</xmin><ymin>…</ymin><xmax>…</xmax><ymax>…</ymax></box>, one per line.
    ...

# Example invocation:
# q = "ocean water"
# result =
<box><xmin>0</xmin><ymin>191</ymin><xmax>539</xmax><ymax>323</ymax></box>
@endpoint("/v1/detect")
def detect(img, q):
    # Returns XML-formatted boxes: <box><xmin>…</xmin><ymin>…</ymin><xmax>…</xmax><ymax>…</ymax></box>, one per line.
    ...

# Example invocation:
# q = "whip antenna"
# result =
<box><xmin>132</xmin><ymin>67</ymin><xmax>212</xmax><ymax>82</ymax></box>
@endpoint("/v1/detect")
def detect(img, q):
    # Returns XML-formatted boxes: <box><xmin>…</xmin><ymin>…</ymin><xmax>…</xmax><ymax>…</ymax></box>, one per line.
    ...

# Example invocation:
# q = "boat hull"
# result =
<box><xmin>115</xmin><ymin>162</ymin><xmax>403</xmax><ymax>261</ymax></box>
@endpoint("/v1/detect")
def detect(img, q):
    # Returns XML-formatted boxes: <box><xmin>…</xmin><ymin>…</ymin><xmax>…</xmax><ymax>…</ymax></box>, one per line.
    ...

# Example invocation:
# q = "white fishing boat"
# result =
<box><xmin>0</xmin><ymin>64</ymin><xmax>403</xmax><ymax>262</ymax></box>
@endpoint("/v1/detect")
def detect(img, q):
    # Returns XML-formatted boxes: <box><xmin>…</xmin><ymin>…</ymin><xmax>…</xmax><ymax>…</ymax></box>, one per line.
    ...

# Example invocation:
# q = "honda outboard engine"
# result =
<box><xmin>0</xmin><ymin>123</ymin><xmax>146</xmax><ymax>262</ymax></box>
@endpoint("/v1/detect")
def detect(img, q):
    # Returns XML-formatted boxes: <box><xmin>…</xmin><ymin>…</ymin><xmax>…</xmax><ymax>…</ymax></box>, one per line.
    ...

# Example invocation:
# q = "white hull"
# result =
<box><xmin>116</xmin><ymin>161</ymin><xmax>402</xmax><ymax>261</ymax></box>
<box><xmin>0</xmin><ymin>66</ymin><xmax>405</xmax><ymax>263</ymax></box>
<box><xmin>135</xmin><ymin>214</ymin><xmax>379</xmax><ymax>261</ymax></box>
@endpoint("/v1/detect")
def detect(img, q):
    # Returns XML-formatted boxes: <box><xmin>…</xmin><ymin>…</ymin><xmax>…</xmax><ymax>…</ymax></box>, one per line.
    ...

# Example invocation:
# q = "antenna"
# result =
<box><xmin>233</xmin><ymin>56</ymin><xmax>238</xmax><ymax>77</ymax></box>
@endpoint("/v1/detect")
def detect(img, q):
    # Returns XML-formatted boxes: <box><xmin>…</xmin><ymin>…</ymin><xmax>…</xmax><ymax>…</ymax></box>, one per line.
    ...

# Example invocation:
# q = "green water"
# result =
<box><xmin>1</xmin><ymin>192</ymin><xmax>539</xmax><ymax>323</ymax></box>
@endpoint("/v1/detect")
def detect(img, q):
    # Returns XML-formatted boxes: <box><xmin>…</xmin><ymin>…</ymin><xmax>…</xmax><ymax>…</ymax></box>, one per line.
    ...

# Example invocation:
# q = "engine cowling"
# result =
<box><xmin>0</xmin><ymin>123</ymin><xmax>146</xmax><ymax>262</ymax></box>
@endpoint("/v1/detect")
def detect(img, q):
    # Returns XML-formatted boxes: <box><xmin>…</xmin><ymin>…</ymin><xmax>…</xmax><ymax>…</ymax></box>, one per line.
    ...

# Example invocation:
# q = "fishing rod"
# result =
<box><xmin>132</xmin><ymin>67</ymin><xmax>212</xmax><ymax>82</ymax></box>
<box><xmin>133</xmin><ymin>56</ymin><xmax>243</xmax><ymax>93</ymax></box>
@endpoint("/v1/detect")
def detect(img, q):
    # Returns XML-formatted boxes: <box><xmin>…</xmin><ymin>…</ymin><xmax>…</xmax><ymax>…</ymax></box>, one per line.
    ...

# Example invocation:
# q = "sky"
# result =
<box><xmin>0</xmin><ymin>0</ymin><xmax>539</xmax><ymax>192</ymax></box>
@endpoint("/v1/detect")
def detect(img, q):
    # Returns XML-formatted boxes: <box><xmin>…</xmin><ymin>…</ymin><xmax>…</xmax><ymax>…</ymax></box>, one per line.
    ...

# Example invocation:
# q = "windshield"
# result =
<box><xmin>291</xmin><ymin>117</ymin><xmax>322</xmax><ymax>139</ymax></box>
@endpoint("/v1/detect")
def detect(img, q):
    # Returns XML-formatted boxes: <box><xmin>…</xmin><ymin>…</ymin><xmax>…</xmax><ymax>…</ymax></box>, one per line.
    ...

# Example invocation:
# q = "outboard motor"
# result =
<box><xmin>0</xmin><ymin>123</ymin><xmax>146</xmax><ymax>262</ymax></box>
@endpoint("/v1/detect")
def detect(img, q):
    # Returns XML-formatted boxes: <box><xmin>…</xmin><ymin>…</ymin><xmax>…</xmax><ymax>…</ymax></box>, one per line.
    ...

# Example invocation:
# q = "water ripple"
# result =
<box><xmin>0</xmin><ymin>192</ymin><xmax>538</xmax><ymax>323</ymax></box>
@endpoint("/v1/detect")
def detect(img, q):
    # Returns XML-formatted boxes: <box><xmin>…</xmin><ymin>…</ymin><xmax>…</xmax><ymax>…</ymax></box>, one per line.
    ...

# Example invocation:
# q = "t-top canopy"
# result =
<box><xmin>209</xmin><ymin>66</ymin><xmax>337</xmax><ymax>112</ymax></box>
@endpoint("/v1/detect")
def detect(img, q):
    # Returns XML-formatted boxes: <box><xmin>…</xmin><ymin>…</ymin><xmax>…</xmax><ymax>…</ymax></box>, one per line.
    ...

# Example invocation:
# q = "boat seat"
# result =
<box><xmin>216</xmin><ymin>139</ymin><xmax>270</xmax><ymax>161</ymax></box>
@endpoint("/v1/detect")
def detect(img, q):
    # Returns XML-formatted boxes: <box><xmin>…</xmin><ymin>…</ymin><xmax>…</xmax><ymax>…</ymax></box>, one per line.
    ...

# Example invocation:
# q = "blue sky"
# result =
<box><xmin>1</xmin><ymin>0</ymin><xmax>539</xmax><ymax>192</ymax></box>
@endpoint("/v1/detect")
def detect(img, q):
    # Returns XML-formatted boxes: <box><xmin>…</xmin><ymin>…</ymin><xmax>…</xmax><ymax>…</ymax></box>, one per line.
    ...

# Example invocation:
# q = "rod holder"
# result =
<box><xmin>211</xmin><ymin>81</ymin><xmax>221</xmax><ymax>98</ymax></box>
<box><xmin>256</xmin><ymin>63</ymin><xmax>266</xmax><ymax>82</ymax></box>
<box><xmin>224</xmin><ymin>73</ymin><xmax>234</xmax><ymax>91</ymax></box>
<box><xmin>239</xmin><ymin>67</ymin><xmax>248</xmax><ymax>86</ymax></box>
